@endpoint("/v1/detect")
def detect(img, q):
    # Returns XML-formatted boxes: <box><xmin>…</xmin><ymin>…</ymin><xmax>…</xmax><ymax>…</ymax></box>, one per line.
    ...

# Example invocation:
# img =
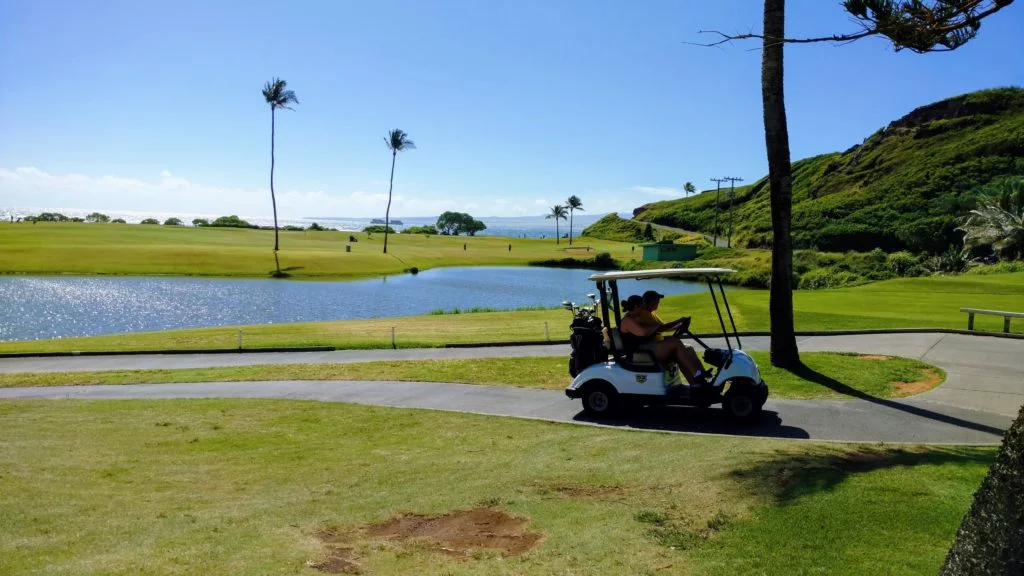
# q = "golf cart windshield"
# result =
<box><xmin>591</xmin><ymin>267</ymin><xmax>742</xmax><ymax>352</ymax></box>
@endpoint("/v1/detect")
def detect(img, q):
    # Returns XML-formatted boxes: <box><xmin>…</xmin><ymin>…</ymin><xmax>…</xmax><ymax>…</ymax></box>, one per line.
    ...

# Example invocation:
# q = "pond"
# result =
<box><xmin>0</xmin><ymin>267</ymin><xmax>703</xmax><ymax>341</ymax></box>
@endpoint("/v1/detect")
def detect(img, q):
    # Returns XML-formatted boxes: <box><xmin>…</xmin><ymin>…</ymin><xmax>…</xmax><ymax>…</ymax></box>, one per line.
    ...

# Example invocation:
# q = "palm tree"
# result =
<box><xmin>383</xmin><ymin>129</ymin><xmax>416</xmax><ymax>254</ymax></box>
<box><xmin>262</xmin><ymin>78</ymin><xmax>298</xmax><ymax>274</ymax></box>
<box><xmin>684</xmin><ymin>182</ymin><xmax>696</xmax><ymax>197</ymax></box>
<box><xmin>565</xmin><ymin>195</ymin><xmax>584</xmax><ymax>245</ymax></box>
<box><xmin>959</xmin><ymin>180</ymin><xmax>1024</xmax><ymax>260</ymax></box>
<box><xmin>546</xmin><ymin>205</ymin><xmax>568</xmax><ymax>244</ymax></box>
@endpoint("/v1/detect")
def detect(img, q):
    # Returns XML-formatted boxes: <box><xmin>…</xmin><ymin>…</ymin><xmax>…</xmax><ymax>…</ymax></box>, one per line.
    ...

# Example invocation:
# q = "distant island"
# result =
<box><xmin>371</xmin><ymin>218</ymin><xmax>402</xmax><ymax>225</ymax></box>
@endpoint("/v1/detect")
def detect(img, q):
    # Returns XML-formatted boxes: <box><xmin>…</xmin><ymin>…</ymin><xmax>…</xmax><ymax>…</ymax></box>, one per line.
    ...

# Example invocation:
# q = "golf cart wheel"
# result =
<box><xmin>581</xmin><ymin>382</ymin><xmax>620</xmax><ymax>418</ymax></box>
<box><xmin>723</xmin><ymin>384</ymin><xmax>762</xmax><ymax>422</ymax></box>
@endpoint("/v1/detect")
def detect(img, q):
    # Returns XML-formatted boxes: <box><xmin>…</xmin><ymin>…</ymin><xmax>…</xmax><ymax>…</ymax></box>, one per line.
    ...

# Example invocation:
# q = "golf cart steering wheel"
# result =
<box><xmin>672</xmin><ymin>318</ymin><xmax>693</xmax><ymax>339</ymax></box>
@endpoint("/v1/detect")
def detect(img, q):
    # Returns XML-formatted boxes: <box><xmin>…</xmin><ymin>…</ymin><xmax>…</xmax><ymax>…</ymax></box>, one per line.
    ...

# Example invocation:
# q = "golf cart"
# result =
<box><xmin>564</xmin><ymin>268</ymin><xmax>768</xmax><ymax>421</ymax></box>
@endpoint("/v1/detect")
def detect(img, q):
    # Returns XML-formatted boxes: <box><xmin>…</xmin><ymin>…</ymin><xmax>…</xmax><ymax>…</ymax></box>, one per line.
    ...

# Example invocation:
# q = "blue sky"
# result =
<box><xmin>1</xmin><ymin>0</ymin><xmax>1021</xmax><ymax>219</ymax></box>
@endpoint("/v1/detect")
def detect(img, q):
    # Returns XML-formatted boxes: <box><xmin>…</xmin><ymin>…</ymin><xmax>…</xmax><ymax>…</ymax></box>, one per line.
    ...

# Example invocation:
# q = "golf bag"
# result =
<box><xmin>569</xmin><ymin>315</ymin><xmax>606</xmax><ymax>377</ymax></box>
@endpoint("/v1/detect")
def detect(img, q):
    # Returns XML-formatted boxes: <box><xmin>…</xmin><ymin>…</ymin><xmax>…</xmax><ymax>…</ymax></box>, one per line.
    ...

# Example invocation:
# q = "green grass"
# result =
<box><xmin>0</xmin><ymin>400</ymin><xmax>992</xmax><ymax>575</ymax></box>
<box><xmin>0</xmin><ymin>222</ymin><xmax>639</xmax><ymax>280</ymax></box>
<box><xmin>0</xmin><ymin>353</ymin><xmax>943</xmax><ymax>400</ymax></box>
<box><xmin>3</xmin><ymin>272</ymin><xmax>1020</xmax><ymax>354</ymax></box>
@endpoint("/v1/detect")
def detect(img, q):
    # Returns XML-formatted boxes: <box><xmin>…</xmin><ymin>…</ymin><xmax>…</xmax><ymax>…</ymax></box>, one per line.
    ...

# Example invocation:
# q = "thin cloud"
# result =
<box><xmin>631</xmin><ymin>185</ymin><xmax>681</xmax><ymax>197</ymax></box>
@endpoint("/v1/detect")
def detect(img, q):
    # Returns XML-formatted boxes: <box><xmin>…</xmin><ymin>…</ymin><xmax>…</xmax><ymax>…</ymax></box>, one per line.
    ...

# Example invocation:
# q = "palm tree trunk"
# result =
<box><xmin>569</xmin><ymin>209</ymin><xmax>573</xmax><ymax>245</ymax></box>
<box><xmin>384</xmin><ymin>151</ymin><xmax>396</xmax><ymax>254</ymax></box>
<box><xmin>270</xmin><ymin>106</ymin><xmax>278</xmax><ymax>253</ymax></box>
<box><xmin>556</xmin><ymin>220</ymin><xmax>560</xmax><ymax>244</ymax></box>
<box><xmin>762</xmin><ymin>0</ymin><xmax>800</xmax><ymax>368</ymax></box>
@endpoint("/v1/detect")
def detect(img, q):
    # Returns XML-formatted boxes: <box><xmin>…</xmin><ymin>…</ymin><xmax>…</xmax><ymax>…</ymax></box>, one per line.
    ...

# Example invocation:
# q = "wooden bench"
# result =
<box><xmin>960</xmin><ymin>308</ymin><xmax>1024</xmax><ymax>333</ymax></box>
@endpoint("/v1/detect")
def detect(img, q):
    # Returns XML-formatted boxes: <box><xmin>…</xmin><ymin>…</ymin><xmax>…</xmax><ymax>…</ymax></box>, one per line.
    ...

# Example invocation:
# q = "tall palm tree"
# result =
<box><xmin>546</xmin><ymin>205</ymin><xmax>568</xmax><ymax>244</ymax></box>
<box><xmin>262</xmin><ymin>78</ymin><xmax>298</xmax><ymax>273</ymax></box>
<box><xmin>565</xmin><ymin>195</ymin><xmax>584</xmax><ymax>245</ymax></box>
<box><xmin>959</xmin><ymin>182</ymin><xmax>1024</xmax><ymax>260</ymax></box>
<box><xmin>383</xmin><ymin>129</ymin><xmax>416</xmax><ymax>254</ymax></box>
<box><xmin>684</xmin><ymin>182</ymin><xmax>696</xmax><ymax>197</ymax></box>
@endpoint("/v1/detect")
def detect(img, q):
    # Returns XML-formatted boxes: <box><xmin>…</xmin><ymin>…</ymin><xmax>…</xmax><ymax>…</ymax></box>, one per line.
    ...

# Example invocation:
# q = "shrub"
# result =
<box><xmin>85</xmin><ymin>212</ymin><xmax>110</xmax><ymax>223</ymax></box>
<box><xmin>282</xmin><ymin>225</ymin><xmax>304</xmax><ymax>231</ymax></box>
<box><xmin>111</xmin><ymin>218</ymin><xmax>127</xmax><ymax>224</ymax></box>
<box><xmin>192</xmin><ymin>218</ymin><xmax>209</xmax><ymax>227</ymax></box>
<box><xmin>797</xmin><ymin>269</ymin><xmax>867</xmax><ymax>290</ymax></box>
<box><xmin>140</xmin><ymin>218</ymin><xmax>160</xmax><ymax>225</ymax></box>
<box><xmin>163</xmin><ymin>217</ymin><xmax>182</xmax><ymax>226</ymax></box>
<box><xmin>925</xmin><ymin>246</ymin><xmax>971</xmax><ymax>274</ymax></box>
<box><xmin>401</xmin><ymin>225</ymin><xmax>439</xmax><ymax>235</ymax></box>
<box><xmin>362</xmin><ymin>225</ymin><xmax>395</xmax><ymax>234</ymax></box>
<box><xmin>886</xmin><ymin>251</ymin><xmax>922</xmax><ymax>276</ymax></box>
<box><xmin>965</xmin><ymin>261</ymin><xmax>1024</xmax><ymax>275</ymax></box>
<box><xmin>307</xmin><ymin>222</ymin><xmax>326</xmax><ymax>231</ymax></box>
<box><xmin>209</xmin><ymin>215</ymin><xmax>253</xmax><ymax>228</ymax></box>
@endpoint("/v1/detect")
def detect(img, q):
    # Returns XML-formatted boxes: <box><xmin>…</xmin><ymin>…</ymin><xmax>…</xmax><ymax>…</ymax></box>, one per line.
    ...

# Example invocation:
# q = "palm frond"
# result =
<box><xmin>386</xmin><ymin>129</ymin><xmax>416</xmax><ymax>152</ymax></box>
<box><xmin>263</xmin><ymin>78</ymin><xmax>299</xmax><ymax>109</ymax></box>
<box><xmin>566</xmin><ymin>195</ymin><xmax>584</xmax><ymax>210</ymax></box>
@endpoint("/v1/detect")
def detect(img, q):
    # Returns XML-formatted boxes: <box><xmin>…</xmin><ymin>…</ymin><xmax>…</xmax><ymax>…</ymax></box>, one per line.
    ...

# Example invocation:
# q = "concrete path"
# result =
<box><xmin>1</xmin><ymin>333</ymin><xmax>1021</xmax><ymax>444</ymax></box>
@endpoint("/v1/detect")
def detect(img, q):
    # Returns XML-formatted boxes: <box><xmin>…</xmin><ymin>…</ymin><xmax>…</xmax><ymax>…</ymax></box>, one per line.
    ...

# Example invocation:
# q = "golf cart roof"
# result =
<box><xmin>588</xmin><ymin>268</ymin><xmax>736</xmax><ymax>281</ymax></box>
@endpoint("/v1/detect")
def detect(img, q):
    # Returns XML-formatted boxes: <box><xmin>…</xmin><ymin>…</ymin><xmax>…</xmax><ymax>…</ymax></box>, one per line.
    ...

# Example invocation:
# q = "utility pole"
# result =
<box><xmin>710</xmin><ymin>177</ymin><xmax>727</xmax><ymax>246</ymax></box>
<box><xmin>723</xmin><ymin>176</ymin><xmax>743</xmax><ymax>248</ymax></box>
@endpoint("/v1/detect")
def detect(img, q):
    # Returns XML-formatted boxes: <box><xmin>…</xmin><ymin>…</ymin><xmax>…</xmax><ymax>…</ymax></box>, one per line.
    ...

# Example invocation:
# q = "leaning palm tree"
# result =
<box><xmin>383</xmin><ymin>129</ymin><xmax>416</xmax><ymax>254</ymax></box>
<box><xmin>565</xmin><ymin>195</ymin><xmax>584</xmax><ymax>245</ymax></box>
<box><xmin>959</xmin><ymin>182</ymin><xmax>1024</xmax><ymax>261</ymax></box>
<box><xmin>262</xmin><ymin>78</ymin><xmax>298</xmax><ymax>274</ymax></box>
<box><xmin>546</xmin><ymin>204</ymin><xmax>568</xmax><ymax>244</ymax></box>
<box><xmin>684</xmin><ymin>181</ymin><xmax>696</xmax><ymax>197</ymax></box>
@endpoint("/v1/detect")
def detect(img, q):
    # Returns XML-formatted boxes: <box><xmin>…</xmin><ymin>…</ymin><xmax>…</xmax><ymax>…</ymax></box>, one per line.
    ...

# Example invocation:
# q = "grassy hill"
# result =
<box><xmin>634</xmin><ymin>87</ymin><xmax>1024</xmax><ymax>254</ymax></box>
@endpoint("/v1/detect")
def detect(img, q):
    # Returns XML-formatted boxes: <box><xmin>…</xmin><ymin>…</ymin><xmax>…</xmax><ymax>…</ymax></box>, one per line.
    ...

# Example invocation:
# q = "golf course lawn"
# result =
<box><xmin>0</xmin><ymin>352</ymin><xmax>943</xmax><ymax>400</ymax></box>
<box><xmin>0</xmin><ymin>222</ymin><xmax>637</xmax><ymax>279</ymax></box>
<box><xmin>0</xmin><ymin>400</ymin><xmax>991</xmax><ymax>575</ymax></box>
<box><xmin>3</xmin><ymin>272</ymin><xmax>1021</xmax><ymax>354</ymax></box>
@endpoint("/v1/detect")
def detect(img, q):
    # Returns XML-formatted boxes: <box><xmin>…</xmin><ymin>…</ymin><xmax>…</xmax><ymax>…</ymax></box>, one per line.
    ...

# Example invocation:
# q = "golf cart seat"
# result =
<box><xmin>608</xmin><ymin>328</ymin><xmax>661</xmax><ymax>371</ymax></box>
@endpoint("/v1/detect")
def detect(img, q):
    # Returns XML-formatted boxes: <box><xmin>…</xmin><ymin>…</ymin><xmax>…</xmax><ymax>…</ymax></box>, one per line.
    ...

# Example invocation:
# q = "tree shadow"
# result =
<box><xmin>573</xmin><ymin>406</ymin><xmax>811</xmax><ymax>439</ymax></box>
<box><xmin>787</xmin><ymin>363</ymin><xmax>1006</xmax><ymax>437</ymax></box>
<box><xmin>729</xmin><ymin>445</ymin><xmax>995</xmax><ymax>505</ymax></box>
<box><xmin>281</xmin><ymin>266</ymin><xmax>305</xmax><ymax>272</ymax></box>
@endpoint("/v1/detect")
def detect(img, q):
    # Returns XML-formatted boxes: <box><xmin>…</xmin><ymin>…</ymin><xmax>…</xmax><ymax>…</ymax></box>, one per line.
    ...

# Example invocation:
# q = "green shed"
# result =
<box><xmin>641</xmin><ymin>243</ymin><xmax>698</xmax><ymax>262</ymax></box>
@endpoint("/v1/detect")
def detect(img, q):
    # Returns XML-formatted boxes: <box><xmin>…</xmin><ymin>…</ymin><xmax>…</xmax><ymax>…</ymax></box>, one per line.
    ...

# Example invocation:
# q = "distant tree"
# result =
<box><xmin>86</xmin><ymin>212</ymin><xmax>110</xmax><ymax>223</ymax></box>
<box><xmin>210</xmin><ymin>215</ymin><xmax>253</xmax><ymax>228</ymax></box>
<box><xmin>546</xmin><ymin>205</ymin><xmax>568</xmax><ymax>244</ymax></box>
<box><xmin>111</xmin><ymin>218</ymin><xmax>127</xmax><ymax>224</ymax></box>
<box><xmin>959</xmin><ymin>178</ymin><xmax>1024</xmax><ymax>261</ymax></box>
<box><xmin>140</xmin><ymin>218</ymin><xmax>160</xmax><ymax>225</ymax></box>
<box><xmin>643</xmin><ymin>222</ymin><xmax>656</xmax><ymax>241</ymax></box>
<box><xmin>565</xmin><ymin>195</ymin><xmax>584</xmax><ymax>245</ymax></box>
<box><xmin>307</xmin><ymin>222</ymin><xmax>326</xmax><ymax>231</ymax></box>
<box><xmin>192</xmin><ymin>218</ymin><xmax>209</xmax><ymax>227</ymax></box>
<box><xmin>698</xmin><ymin>0</ymin><xmax>1014</xmax><ymax>368</ymax></box>
<box><xmin>262</xmin><ymin>77</ymin><xmax>299</xmax><ymax>275</ymax></box>
<box><xmin>163</xmin><ymin>217</ymin><xmax>183</xmax><ymax>226</ymax></box>
<box><xmin>383</xmin><ymin>129</ymin><xmax>416</xmax><ymax>254</ymax></box>
<box><xmin>363</xmin><ymin>225</ymin><xmax>396</xmax><ymax>234</ymax></box>
<box><xmin>464</xmin><ymin>219</ymin><xmax>487</xmax><ymax>236</ymax></box>
<box><xmin>436</xmin><ymin>211</ymin><xmax>464</xmax><ymax>235</ymax></box>
<box><xmin>684</xmin><ymin>182</ymin><xmax>697</xmax><ymax>197</ymax></box>
<box><xmin>34</xmin><ymin>212</ymin><xmax>69</xmax><ymax>222</ymax></box>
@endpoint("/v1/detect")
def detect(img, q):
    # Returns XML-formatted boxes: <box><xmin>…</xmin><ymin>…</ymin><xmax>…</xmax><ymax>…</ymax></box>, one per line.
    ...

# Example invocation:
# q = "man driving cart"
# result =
<box><xmin>620</xmin><ymin>290</ymin><xmax>709</xmax><ymax>385</ymax></box>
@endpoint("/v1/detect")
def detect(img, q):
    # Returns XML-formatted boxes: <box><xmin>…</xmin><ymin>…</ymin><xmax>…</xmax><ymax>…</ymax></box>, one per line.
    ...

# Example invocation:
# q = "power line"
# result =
<box><xmin>722</xmin><ymin>177</ymin><xmax>743</xmax><ymax>248</ymax></box>
<box><xmin>710</xmin><ymin>177</ymin><xmax>727</xmax><ymax>246</ymax></box>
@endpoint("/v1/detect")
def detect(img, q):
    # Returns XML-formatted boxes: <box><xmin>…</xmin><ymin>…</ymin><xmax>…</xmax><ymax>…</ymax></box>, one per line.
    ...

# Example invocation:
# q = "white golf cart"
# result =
<box><xmin>564</xmin><ymin>268</ymin><xmax>768</xmax><ymax>421</ymax></box>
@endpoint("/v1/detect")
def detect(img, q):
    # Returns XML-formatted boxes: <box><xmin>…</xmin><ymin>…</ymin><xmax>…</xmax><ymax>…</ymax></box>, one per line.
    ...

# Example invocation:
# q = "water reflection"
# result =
<box><xmin>0</xmin><ymin>267</ymin><xmax>702</xmax><ymax>341</ymax></box>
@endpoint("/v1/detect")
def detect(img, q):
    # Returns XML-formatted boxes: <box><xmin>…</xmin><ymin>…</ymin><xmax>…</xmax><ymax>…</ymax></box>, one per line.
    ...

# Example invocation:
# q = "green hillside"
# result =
<box><xmin>634</xmin><ymin>87</ymin><xmax>1024</xmax><ymax>254</ymax></box>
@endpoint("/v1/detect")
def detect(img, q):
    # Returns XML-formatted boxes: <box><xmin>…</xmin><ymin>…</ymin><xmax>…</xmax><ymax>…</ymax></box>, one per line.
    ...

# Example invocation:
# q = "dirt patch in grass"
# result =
<box><xmin>546</xmin><ymin>484</ymin><xmax>626</xmax><ymax>499</ymax></box>
<box><xmin>858</xmin><ymin>355</ymin><xmax>890</xmax><ymax>361</ymax></box>
<box><xmin>891</xmin><ymin>368</ymin><xmax>943</xmax><ymax>397</ymax></box>
<box><xmin>310</xmin><ymin>530</ymin><xmax>363</xmax><ymax>574</ymax></box>
<box><xmin>365</xmin><ymin>507</ymin><xmax>543</xmax><ymax>557</ymax></box>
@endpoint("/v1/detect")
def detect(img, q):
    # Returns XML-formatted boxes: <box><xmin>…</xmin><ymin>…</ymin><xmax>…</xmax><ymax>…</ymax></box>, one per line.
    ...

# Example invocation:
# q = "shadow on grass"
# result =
<box><xmin>730</xmin><ymin>445</ymin><xmax>995</xmax><ymax>505</ymax></box>
<box><xmin>786</xmin><ymin>362</ymin><xmax>1006</xmax><ymax>437</ymax></box>
<box><xmin>574</xmin><ymin>406</ymin><xmax>811</xmax><ymax>439</ymax></box>
<box><xmin>281</xmin><ymin>266</ymin><xmax>305</xmax><ymax>272</ymax></box>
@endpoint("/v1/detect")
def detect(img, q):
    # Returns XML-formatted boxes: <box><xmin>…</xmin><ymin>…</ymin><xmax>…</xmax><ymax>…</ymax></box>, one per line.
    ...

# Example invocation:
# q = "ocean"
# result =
<box><xmin>0</xmin><ymin>207</ymin><xmax>622</xmax><ymax>239</ymax></box>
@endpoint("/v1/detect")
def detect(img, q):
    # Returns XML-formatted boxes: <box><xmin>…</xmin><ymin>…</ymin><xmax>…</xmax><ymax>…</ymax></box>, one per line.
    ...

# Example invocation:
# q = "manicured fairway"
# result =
<box><xmin>0</xmin><ymin>222</ymin><xmax>637</xmax><ymax>279</ymax></box>
<box><xmin>2</xmin><ymin>273</ymin><xmax>1020</xmax><ymax>354</ymax></box>
<box><xmin>0</xmin><ymin>400</ymin><xmax>991</xmax><ymax>575</ymax></box>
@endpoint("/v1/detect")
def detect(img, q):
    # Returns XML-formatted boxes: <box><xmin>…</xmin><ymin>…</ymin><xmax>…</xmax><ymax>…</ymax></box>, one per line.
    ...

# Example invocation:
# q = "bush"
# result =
<box><xmin>925</xmin><ymin>246</ymin><xmax>971</xmax><ymax>274</ymax></box>
<box><xmin>798</xmin><ymin>268</ymin><xmax>867</xmax><ymax>290</ymax></box>
<box><xmin>886</xmin><ymin>251</ymin><xmax>922</xmax><ymax>276</ymax></box>
<box><xmin>31</xmin><ymin>212</ymin><xmax>69</xmax><ymax>222</ymax></box>
<box><xmin>85</xmin><ymin>212</ymin><xmax>110</xmax><ymax>223</ymax></box>
<box><xmin>307</xmin><ymin>222</ymin><xmax>326</xmax><ymax>231</ymax></box>
<box><xmin>362</xmin><ymin>225</ymin><xmax>395</xmax><ymax>234</ymax></box>
<box><xmin>140</xmin><ymin>218</ymin><xmax>160</xmax><ymax>225</ymax></box>
<box><xmin>163</xmin><ymin>217</ymin><xmax>182</xmax><ymax>226</ymax></box>
<box><xmin>401</xmin><ymin>225</ymin><xmax>439</xmax><ymax>235</ymax></box>
<box><xmin>965</xmin><ymin>261</ymin><xmax>1024</xmax><ymax>275</ymax></box>
<box><xmin>282</xmin><ymin>225</ymin><xmax>304</xmax><ymax>231</ymax></box>
<box><xmin>192</xmin><ymin>218</ymin><xmax>209</xmax><ymax>227</ymax></box>
<box><xmin>111</xmin><ymin>218</ymin><xmax>127</xmax><ymax>224</ymax></box>
<box><xmin>209</xmin><ymin>215</ymin><xmax>253</xmax><ymax>228</ymax></box>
